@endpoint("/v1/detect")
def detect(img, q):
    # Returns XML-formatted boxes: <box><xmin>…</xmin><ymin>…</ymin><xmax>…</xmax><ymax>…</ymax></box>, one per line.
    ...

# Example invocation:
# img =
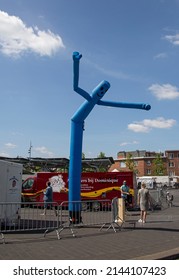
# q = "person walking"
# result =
<box><xmin>41</xmin><ymin>181</ymin><xmax>57</xmax><ymax>216</ymax></box>
<box><xmin>137</xmin><ymin>182</ymin><xmax>150</xmax><ymax>223</ymax></box>
<box><xmin>166</xmin><ymin>191</ymin><xmax>174</xmax><ymax>207</ymax></box>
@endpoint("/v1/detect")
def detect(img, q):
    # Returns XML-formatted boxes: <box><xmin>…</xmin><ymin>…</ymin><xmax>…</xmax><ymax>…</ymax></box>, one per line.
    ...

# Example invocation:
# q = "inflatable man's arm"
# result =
<box><xmin>97</xmin><ymin>100</ymin><xmax>151</xmax><ymax>111</ymax></box>
<box><xmin>73</xmin><ymin>52</ymin><xmax>91</xmax><ymax>101</ymax></box>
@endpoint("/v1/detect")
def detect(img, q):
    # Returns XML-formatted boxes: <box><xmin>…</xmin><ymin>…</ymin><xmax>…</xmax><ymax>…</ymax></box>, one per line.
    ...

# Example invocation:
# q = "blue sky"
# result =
<box><xmin>0</xmin><ymin>0</ymin><xmax>179</xmax><ymax>159</ymax></box>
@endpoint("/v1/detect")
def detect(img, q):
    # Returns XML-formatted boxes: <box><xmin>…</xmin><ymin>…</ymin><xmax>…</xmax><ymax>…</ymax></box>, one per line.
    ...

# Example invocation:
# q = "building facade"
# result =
<box><xmin>165</xmin><ymin>150</ymin><xmax>179</xmax><ymax>177</ymax></box>
<box><xmin>109</xmin><ymin>150</ymin><xmax>179</xmax><ymax>177</ymax></box>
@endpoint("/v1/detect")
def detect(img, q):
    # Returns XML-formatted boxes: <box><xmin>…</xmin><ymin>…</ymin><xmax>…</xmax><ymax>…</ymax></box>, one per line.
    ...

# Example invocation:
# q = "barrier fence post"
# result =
<box><xmin>117</xmin><ymin>198</ymin><xmax>125</xmax><ymax>223</ymax></box>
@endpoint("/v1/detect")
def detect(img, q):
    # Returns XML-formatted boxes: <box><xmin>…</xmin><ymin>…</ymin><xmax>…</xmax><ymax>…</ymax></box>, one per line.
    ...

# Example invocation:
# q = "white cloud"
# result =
<box><xmin>119</xmin><ymin>141</ymin><xmax>139</xmax><ymax>146</ymax></box>
<box><xmin>154</xmin><ymin>52</ymin><xmax>167</xmax><ymax>59</ymax></box>
<box><xmin>128</xmin><ymin>117</ymin><xmax>176</xmax><ymax>133</ymax></box>
<box><xmin>85</xmin><ymin>58</ymin><xmax>132</xmax><ymax>80</ymax></box>
<box><xmin>0</xmin><ymin>10</ymin><xmax>65</xmax><ymax>57</ymax></box>
<box><xmin>165</xmin><ymin>33</ymin><xmax>179</xmax><ymax>45</ymax></box>
<box><xmin>148</xmin><ymin>83</ymin><xmax>179</xmax><ymax>100</ymax></box>
<box><xmin>33</xmin><ymin>146</ymin><xmax>54</xmax><ymax>157</ymax></box>
<box><xmin>95</xmin><ymin>64</ymin><xmax>131</xmax><ymax>80</ymax></box>
<box><xmin>5</xmin><ymin>143</ymin><xmax>17</xmax><ymax>148</ymax></box>
<box><xmin>128</xmin><ymin>123</ymin><xmax>151</xmax><ymax>133</ymax></box>
<box><xmin>0</xmin><ymin>152</ymin><xmax>10</xmax><ymax>157</ymax></box>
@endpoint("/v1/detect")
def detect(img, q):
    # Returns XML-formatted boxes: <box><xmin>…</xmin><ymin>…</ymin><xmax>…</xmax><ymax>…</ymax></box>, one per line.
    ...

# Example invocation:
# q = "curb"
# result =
<box><xmin>132</xmin><ymin>247</ymin><xmax>179</xmax><ymax>260</ymax></box>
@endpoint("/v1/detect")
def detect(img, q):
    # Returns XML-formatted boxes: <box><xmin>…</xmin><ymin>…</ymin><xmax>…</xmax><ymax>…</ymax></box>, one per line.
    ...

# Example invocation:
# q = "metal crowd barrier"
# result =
<box><xmin>54</xmin><ymin>199</ymin><xmax>123</xmax><ymax>238</ymax></box>
<box><xmin>0</xmin><ymin>202</ymin><xmax>59</xmax><ymax>243</ymax></box>
<box><xmin>149</xmin><ymin>190</ymin><xmax>161</xmax><ymax>209</ymax></box>
<box><xmin>0</xmin><ymin>199</ymin><xmax>123</xmax><ymax>242</ymax></box>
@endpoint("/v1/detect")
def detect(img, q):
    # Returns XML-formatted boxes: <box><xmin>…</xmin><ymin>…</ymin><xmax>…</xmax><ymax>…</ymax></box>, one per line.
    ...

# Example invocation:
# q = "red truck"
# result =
<box><xmin>22</xmin><ymin>171</ymin><xmax>137</xmax><ymax>209</ymax></box>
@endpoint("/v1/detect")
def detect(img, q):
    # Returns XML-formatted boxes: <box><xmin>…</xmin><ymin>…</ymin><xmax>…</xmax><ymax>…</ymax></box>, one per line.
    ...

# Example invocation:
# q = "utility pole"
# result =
<box><xmin>28</xmin><ymin>141</ymin><xmax>32</xmax><ymax>160</ymax></box>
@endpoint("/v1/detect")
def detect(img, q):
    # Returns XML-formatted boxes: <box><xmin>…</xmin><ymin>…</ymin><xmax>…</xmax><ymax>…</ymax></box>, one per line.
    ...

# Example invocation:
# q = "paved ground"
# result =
<box><xmin>1</xmin><ymin>189</ymin><xmax>179</xmax><ymax>260</ymax></box>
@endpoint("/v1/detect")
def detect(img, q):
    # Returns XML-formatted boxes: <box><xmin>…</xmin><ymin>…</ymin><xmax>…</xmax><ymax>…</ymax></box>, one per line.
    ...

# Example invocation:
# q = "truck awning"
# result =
<box><xmin>0</xmin><ymin>156</ymin><xmax>114</xmax><ymax>172</ymax></box>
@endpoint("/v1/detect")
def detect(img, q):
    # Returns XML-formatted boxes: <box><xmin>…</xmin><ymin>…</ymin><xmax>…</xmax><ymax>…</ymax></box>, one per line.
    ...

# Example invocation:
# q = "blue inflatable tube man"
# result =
<box><xmin>69</xmin><ymin>51</ymin><xmax>151</xmax><ymax>223</ymax></box>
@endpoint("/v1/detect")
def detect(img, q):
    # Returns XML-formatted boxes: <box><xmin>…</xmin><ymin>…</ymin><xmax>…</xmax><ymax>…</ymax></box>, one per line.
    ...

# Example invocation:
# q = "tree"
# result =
<box><xmin>125</xmin><ymin>153</ymin><xmax>139</xmax><ymax>174</ymax></box>
<box><xmin>97</xmin><ymin>152</ymin><xmax>108</xmax><ymax>172</ymax></box>
<box><xmin>152</xmin><ymin>153</ymin><xmax>166</xmax><ymax>176</ymax></box>
<box><xmin>97</xmin><ymin>152</ymin><xmax>106</xmax><ymax>158</ymax></box>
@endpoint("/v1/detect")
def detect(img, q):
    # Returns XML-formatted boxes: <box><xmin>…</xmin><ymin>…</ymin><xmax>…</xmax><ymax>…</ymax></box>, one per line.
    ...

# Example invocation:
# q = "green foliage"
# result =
<box><xmin>152</xmin><ymin>153</ymin><xmax>166</xmax><ymax>175</ymax></box>
<box><xmin>125</xmin><ymin>153</ymin><xmax>139</xmax><ymax>174</ymax></box>
<box><xmin>97</xmin><ymin>152</ymin><xmax>106</xmax><ymax>158</ymax></box>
